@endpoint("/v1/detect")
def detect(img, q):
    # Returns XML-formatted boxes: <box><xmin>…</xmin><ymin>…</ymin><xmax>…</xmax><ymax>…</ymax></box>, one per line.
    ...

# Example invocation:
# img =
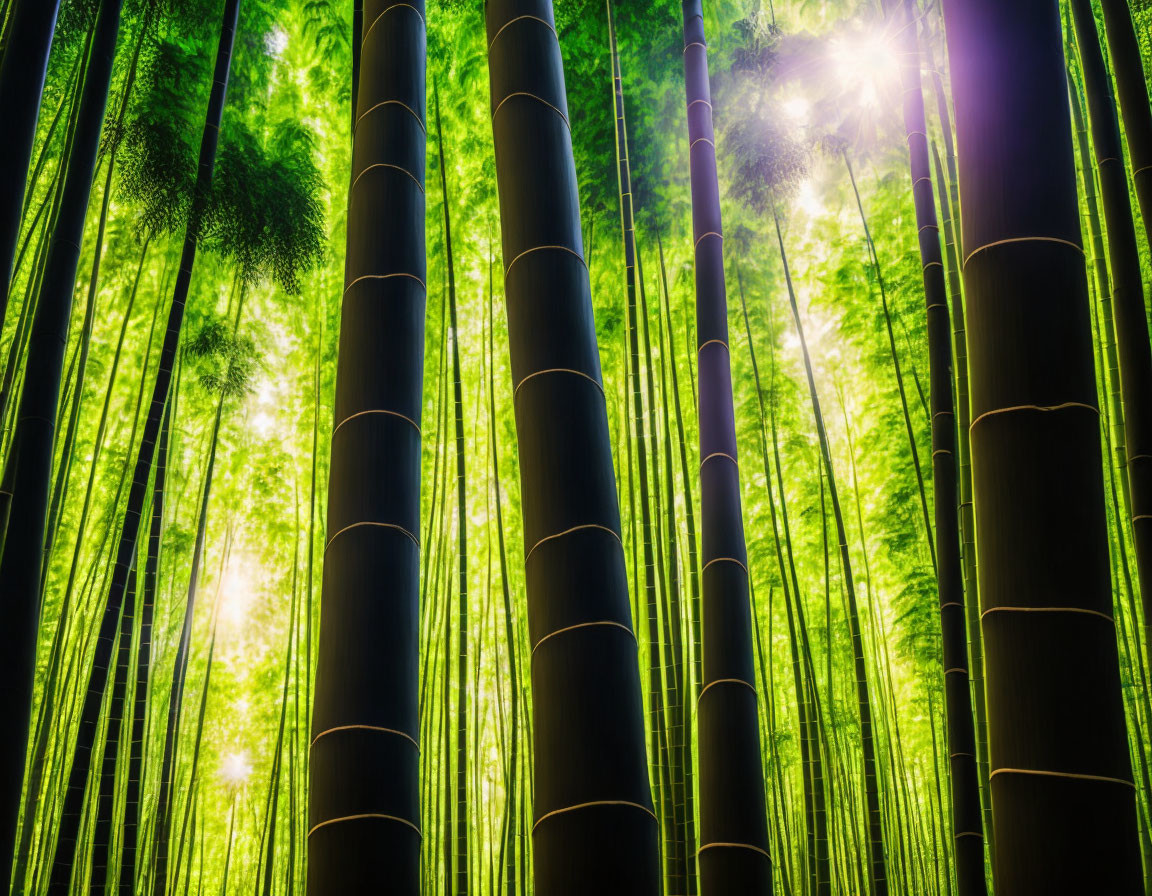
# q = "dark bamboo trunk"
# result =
<box><xmin>1069</xmin><ymin>0</ymin><xmax>1152</xmax><ymax>675</ymax></box>
<box><xmin>0</xmin><ymin>0</ymin><xmax>121</xmax><ymax>884</ymax></box>
<box><xmin>485</xmin><ymin>1</ymin><xmax>659</xmax><ymax>891</ymax></box>
<box><xmin>307</xmin><ymin>0</ymin><xmax>425</xmax><ymax>892</ymax></box>
<box><xmin>942</xmin><ymin>0</ymin><xmax>1142</xmax><ymax>889</ymax></box>
<box><xmin>680</xmin><ymin>3</ymin><xmax>772</xmax><ymax>892</ymax></box>
<box><xmin>0</xmin><ymin>0</ymin><xmax>61</xmax><ymax>302</ymax></box>
<box><xmin>1097</xmin><ymin>0</ymin><xmax>1152</xmax><ymax>257</ymax></box>
<box><xmin>888</xmin><ymin>1</ymin><xmax>986</xmax><ymax>890</ymax></box>
<box><xmin>45</xmin><ymin>1</ymin><xmax>239</xmax><ymax>890</ymax></box>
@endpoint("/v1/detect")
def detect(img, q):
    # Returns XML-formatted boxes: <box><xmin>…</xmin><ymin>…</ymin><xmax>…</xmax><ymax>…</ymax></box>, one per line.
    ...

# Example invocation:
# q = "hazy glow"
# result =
<box><xmin>220</xmin><ymin>751</ymin><xmax>252</xmax><ymax>784</ymax></box>
<box><xmin>782</xmin><ymin>94</ymin><xmax>810</xmax><ymax>124</ymax></box>
<box><xmin>796</xmin><ymin>180</ymin><xmax>823</xmax><ymax>218</ymax></box>
<box><xmin>252</xmin><ymin>410</ymin><xmax>275</xmax><ymax>437</ymax></box>
<box><xmin>221</xmin><ymin>563</ymin><xmax>258</xmax><ymax>624</ymax></box>
<box><xmin>830</xmin><ymin>31</ymin><xmax>900</xmax><ymax>107</ymax></box>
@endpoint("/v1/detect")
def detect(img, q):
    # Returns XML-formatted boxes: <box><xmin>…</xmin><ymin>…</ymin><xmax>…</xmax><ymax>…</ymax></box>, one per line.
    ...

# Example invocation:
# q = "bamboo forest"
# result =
<box><xmin>7</xmin><ymin>0</ymin><xmax>1152</xmax><ymax>893</ymax></box>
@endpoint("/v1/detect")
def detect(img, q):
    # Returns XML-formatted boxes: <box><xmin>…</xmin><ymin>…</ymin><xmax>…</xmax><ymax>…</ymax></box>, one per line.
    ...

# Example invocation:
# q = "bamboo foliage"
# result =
<box><xmin>4</xmin><ymin>2</ymin><xmax>1152</xmax><ymax>895</ymax></box>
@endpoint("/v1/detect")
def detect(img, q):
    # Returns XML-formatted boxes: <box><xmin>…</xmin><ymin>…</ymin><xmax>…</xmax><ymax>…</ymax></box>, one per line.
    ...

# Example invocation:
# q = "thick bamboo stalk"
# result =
<box><xmin>308</xmin><ymin>0</ymin><xmax>426</xmax><ymax>891</ymax></box>
<box><xmin>486</xmin><ymin>2</ymin><xmax>659</xmax><ymax>890</ymax></box>
<box><xmin>941</xmin><ymin>0</ymin><xmax>1142</xmax><ymax>888</ymax></box>
<box><xmin>680</xmin><ymin>3</ymin><xmax>772</xmax><ymax>891</ymax></box>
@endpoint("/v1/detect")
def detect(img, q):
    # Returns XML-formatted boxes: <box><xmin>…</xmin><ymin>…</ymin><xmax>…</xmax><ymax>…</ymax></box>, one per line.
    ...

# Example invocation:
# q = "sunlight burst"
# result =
<box><xmin>219</xmin><ymin>751</ymin><xmax>252</xmax><ymax>785</ymax></box>
<box><xmin>221</xmin><ymin>563</ymin><xmax>258</xmax><ymax>624</ymax></box>
<box><xmin>830</xmin><ymin>31</ymin><xmax>900</xmax><ymax>107</ymax></box>
<box><xmin>781</xmin><ymin>94</ymin><xmax>810</xmax><ymax>124</ymax></box>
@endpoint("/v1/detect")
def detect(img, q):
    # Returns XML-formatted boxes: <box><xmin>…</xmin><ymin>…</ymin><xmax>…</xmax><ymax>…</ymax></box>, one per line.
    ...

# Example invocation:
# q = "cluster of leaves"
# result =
<box><xmin>724</xmin><ymin>107</ymin><xmax>810</xmax><ymax>211</ymax></box>
<box><xmin>205</xmin><ymin>120</ymin><xmax>326</xmax><ymax>293</ymax></box>
<box><xmin>188</xmin><ymin>314</ymin><xmax>260</xmax><ymax>399</ymax></box>
<box><xmin>117</xmin><ymin>38</ymin><xmax>206</xmax><ymax>236</ymax></box>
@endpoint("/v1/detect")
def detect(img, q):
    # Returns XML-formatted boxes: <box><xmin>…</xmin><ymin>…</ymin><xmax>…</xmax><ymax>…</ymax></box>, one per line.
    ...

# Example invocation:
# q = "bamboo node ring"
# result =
<box><xmin>363</xmin><ymin>3</ymin><xmax>425</xmax><ymax>46</ymax></box>
<box><xmin>355</xmin><ymin>99</ymin><xmax>426</xmax><ymax>133</ymax></box>
<box><xmin>698</xmin><ymin>678</ymin><xmax>756</xmax><ymax>703</ymax></box>
<box><xmin>308</xmin><ymin>813</ymin><xmax>422</xmax><ymax>839</ymax></box>
<box><xmin>488</xmin><ymin>14</ymin><xmax>557</xmax><ymax>51</ymax></box>
<box><xmin>702</xmin><ymin>556</ymin><xmax>749</xmax><ymax>576</ymax></box>
<box><xmin>969</xmin><ymin>401</ymin><xmax>1097</xmax><ymax>430</ymax></box>
<box><xmin>325</xmin><ymin>521</ymin><xmax>419</xmax><ymax>552</ymax></box>
<box><xmin>513</xmin><ymin>367</ymin><xmax>604</xmax><ymax>402</ymax></box>
<box><xmin>989</xmin><ymin>767</ymin><xmax>1134</xmax><ymax>788</ymax></box>
<box><xmin>333</xmin><ymin>409</ymin><xmax>421</xmax><ymax>437</ymax></box>
<box><xmin>697</xmin><ymin>842</ymin><xmax>772</xmax><ymax>859</ymax></box>
<box><xmin>980</xmin><ymin>605</ymin><xmax>1113</xmax><ymax>624</ymax></box>
<box><xmin>310</xmin><ymin>725</ymin><xmax>420</xmax><ymax>752</ymax></box>
<box><xmin>343</xmin><ymin>272</ymin><xmax>428</xmax><ymax>295</ymax></box>
<box><xmin>524</xmin><ymin>523</ymin><xmax>622</xmax><ymax>564</ymax></box>
<box><xmin>491</xmin><ymin>92</ymin><xmax>570</xmax><ymax>131</ymax></box>
<box><xmin>963</xmin><ymin>236</ymin><xmax>1083</xmax><ymax>268</ymax></box>
<box><xmin>503</xmin><ymin>244</ymin><xmax>586</xmax><ymax>279</ymax></box>
<box><xmin>532</xmin><ymin>800</ymin><xmax>656</xmax><ymax>833</ymax></box>
<box><xmin>351</xmin><ymin>162</ymin><xmax>424</xmax><ymax>195</ymax></box>
<box><xmin>531</xmin><ymin>620</ymin><xmax>636</xmax><ymax>657</ymax></box>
